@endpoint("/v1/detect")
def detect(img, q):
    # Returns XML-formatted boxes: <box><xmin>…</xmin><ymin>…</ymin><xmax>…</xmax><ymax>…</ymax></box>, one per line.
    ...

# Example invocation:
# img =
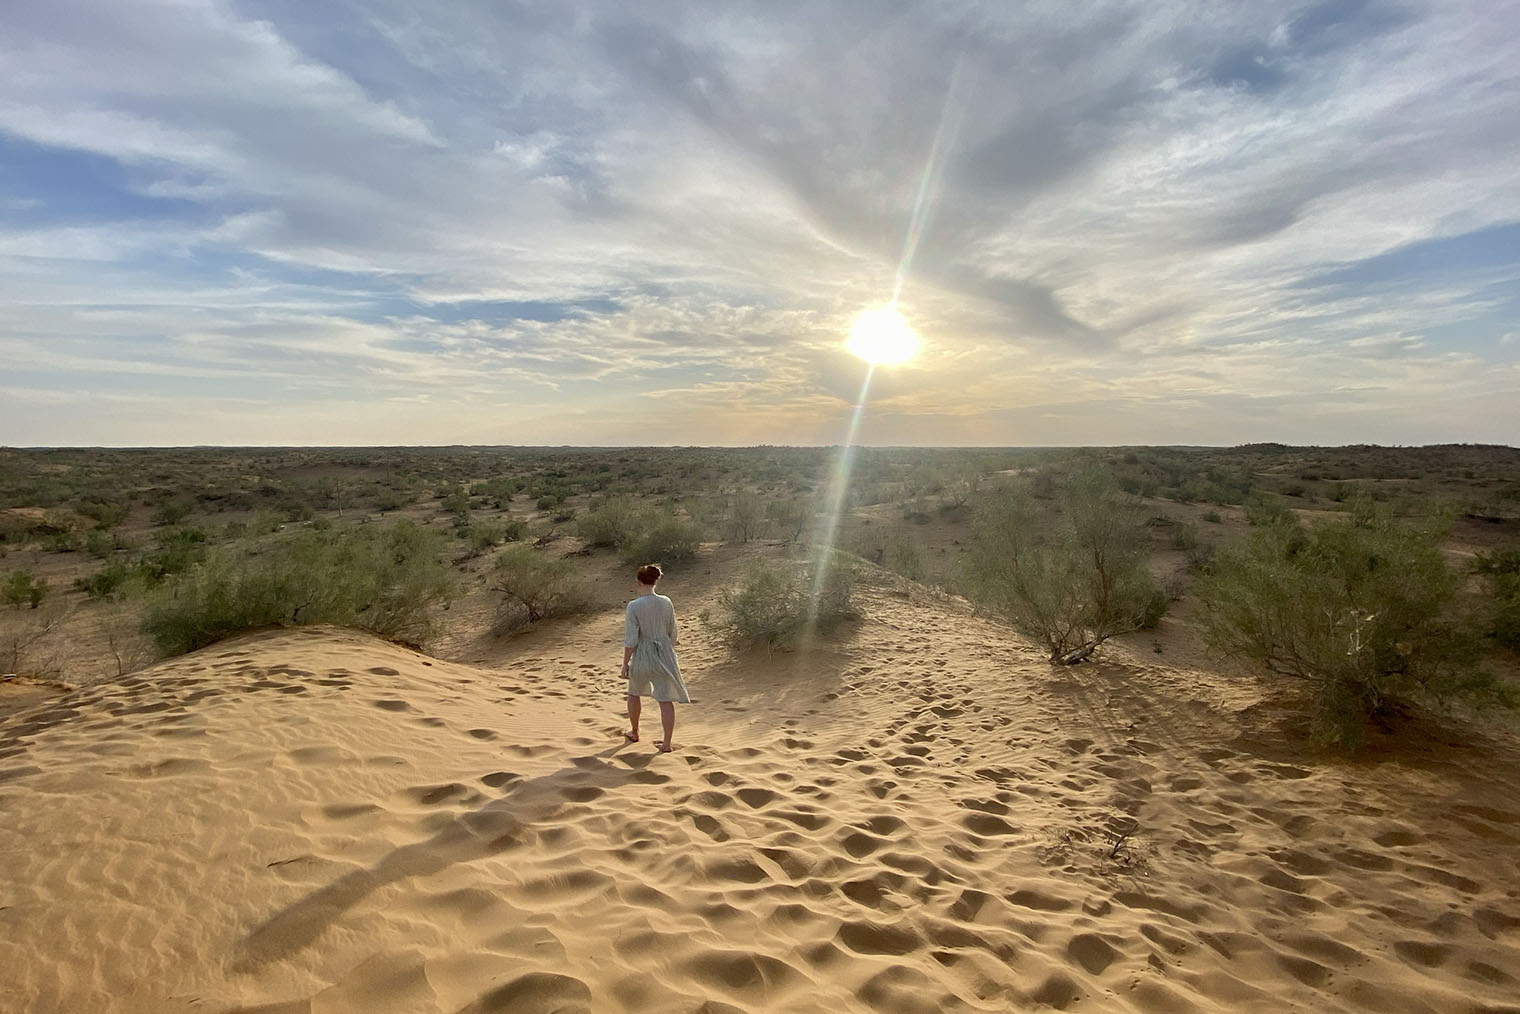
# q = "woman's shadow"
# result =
<box><xmin>233</xmin><ymin>744</ymin><xmax>652</xmax><ymax>973</ymax></box>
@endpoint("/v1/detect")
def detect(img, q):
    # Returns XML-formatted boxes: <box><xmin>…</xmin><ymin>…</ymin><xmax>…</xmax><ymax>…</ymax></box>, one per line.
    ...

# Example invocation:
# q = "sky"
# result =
<box><xmin>2</xmin><ymin>0</ymin><xmax>1518</xmax><ymax>447</ymax></box>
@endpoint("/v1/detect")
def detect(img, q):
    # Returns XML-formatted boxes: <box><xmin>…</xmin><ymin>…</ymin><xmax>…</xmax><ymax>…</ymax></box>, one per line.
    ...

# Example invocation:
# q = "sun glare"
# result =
<box><xmin>847</xmin><ymin>305</ymin><xmax>919</xmax><ymax>365</ymax></box>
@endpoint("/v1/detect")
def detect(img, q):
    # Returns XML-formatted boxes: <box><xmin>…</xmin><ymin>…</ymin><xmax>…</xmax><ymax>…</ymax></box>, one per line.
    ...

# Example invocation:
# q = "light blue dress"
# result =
<box><xmin>624</xmin><ymin>593</ymin><xmax>690</xmax><ymax>703</ymax></box>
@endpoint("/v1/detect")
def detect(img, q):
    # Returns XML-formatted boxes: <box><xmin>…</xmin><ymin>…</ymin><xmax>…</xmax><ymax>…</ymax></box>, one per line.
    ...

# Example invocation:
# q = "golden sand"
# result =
<box><xmin>2</xmin><ymin>582</ymin><xmax>1518</xmax><ymax>1013</ymax></box>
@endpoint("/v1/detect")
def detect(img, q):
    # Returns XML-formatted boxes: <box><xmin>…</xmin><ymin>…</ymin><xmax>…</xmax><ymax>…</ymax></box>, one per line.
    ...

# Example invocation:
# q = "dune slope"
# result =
<box><xmin>2</xmin><ymin>585</ymin><xmax>1519</xmax><ymax>1014</ymax></box>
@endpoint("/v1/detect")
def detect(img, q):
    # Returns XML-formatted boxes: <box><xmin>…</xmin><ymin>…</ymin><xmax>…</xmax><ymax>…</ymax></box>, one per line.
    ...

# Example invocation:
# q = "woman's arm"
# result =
<box><xmin>623</xmin><ymin>604</ymin><xmax>637</xmax><ymax>676</ymax></box>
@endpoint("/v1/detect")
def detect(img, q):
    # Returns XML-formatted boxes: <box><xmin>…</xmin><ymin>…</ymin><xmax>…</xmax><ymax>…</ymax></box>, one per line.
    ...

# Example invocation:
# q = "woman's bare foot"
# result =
<box><xmin>655</xmin><ymin>741</ymin><xmax>674</xmax><ymax>753</ymax></box>
<box><xmin>623</xmin><ymin>730</ymin><xmax>639</xmax><ymax>743</ymax></box>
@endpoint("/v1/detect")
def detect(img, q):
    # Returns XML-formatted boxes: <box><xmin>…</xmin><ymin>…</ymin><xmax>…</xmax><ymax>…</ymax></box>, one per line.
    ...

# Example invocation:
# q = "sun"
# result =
<box><xmin>847</xmin><ymin>305</ymin><xmax>920</xmax><ymax>365</ymax></box>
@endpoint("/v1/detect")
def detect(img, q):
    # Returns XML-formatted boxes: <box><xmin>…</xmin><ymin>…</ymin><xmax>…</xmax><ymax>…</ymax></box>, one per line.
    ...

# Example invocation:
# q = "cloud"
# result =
<box><xmin>1</xmin><ymin>0</ymin><xmax>1518</xmax><ymax>445</ymax></box>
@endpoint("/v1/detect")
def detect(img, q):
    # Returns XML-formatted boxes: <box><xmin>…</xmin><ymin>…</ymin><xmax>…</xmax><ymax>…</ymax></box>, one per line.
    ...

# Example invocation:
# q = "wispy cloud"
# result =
<box><xmin>1</xmin><ymin>0</ymin><xmax>1517</xmax><ymax>445</ymax></box>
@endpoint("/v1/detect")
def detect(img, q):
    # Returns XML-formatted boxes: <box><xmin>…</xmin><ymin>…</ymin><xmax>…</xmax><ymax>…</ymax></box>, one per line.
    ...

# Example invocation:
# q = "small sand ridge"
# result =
<box><xmin>2</xmin><ymin>585</ymin><xmax>1519</xmax><ymax>1013</ymax></box>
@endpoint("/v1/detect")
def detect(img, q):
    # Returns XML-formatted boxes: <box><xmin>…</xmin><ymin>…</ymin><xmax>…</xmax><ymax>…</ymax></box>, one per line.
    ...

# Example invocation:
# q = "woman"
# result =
<box><xmin>622</xmin><ymin>563</ymin><xmax>690</xmax><ymax>753</ymax></box>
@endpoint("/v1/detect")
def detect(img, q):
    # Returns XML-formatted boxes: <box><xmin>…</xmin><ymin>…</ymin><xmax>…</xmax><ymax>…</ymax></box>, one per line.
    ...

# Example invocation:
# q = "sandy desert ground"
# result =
<box><xmin>3</xmin><ymin>568</ymin><xmax>1520</xmax><ymax>1014</ymax></box>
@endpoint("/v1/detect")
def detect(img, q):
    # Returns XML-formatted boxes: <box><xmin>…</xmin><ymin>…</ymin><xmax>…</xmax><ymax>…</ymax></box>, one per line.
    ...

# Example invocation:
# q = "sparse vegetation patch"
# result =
<box><xmin>141</xmin><ymin>521</ymin><xmax>454</xmax><ymax>656</ymax></box>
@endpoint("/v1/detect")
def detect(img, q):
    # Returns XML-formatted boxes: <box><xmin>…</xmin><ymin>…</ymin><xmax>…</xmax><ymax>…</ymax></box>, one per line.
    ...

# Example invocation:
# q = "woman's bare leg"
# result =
<box><xmin>625</xmin><ymin>695</ymin><xmax>641</xmax><ymax>741</ymax></box>
<box><xmin>657</xmin><ymin>701</ymin><xmax>675</xmax><ymax>752</ymax></box>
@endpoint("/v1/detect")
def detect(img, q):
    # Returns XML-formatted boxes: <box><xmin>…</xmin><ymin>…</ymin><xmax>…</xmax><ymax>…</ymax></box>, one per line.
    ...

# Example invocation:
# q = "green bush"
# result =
<box><xmin>1474</xmin><ymin>548</ymin><xmax>1520</xmax><ymax>650</ymax></box>
<box><xmin>1494</xmin><ymin>587</ymin><xmax>1520</xmax><ymax>651</ymax></box>
<box><xmin>139</xmin><ymin>526</ymin><xmax>207</xmax><ymax>584</ymax></box>
<box><xmin>140</xmin><ymin>521</ymin><xmax>454</xmax><ymax>656</ymax></box>
<box><xmin>765</xmin><ymin>498</ymin><xmax>810</xmax><ymax>543</ymax></box>
<box><xmin>580</xmin><ymin>495</ymin><xmax>704</xmax><ymax>567</ymax></box>
<box><xmin>707</xmin><ymin>555</ymin><xmax>857</xmax><ymax>650</ymax></box>
<box><xmin>490</xmin><ymin>544</ymin><xmax>588</xmax><ymax>631</ymax></box>
<box><xmin>42</xmin><ymin>530</ymin><xmax>83</xmax><ymax>553</ymax></box>
<box><xmin>373</xmin><ymin>489</ymin><xmax>413</xmax><ymax>512</ymax></box>
<box><xmin>1185</xmin><ymin>541</ymin><xmax>1217</xmax><ymax>573</ymax></box>
<box><xmin>84</xmin><ymin>529</ymin><xmax>118</xmax><ymax>559</ymax></box>
<box><xmin>247</xmin><ymin>510</ymin><xmax>286</xmax><ymax>537</ymax></box>
<box><xmin>3</xmin><ymin>570</ymin><xmax>49</xmax><ymax>610</ymax></box>
<box><xmin>1199</xmin><ymin>513</ymin><xmax>1509</xmax><ymax>748</ymax></box>
<box><xmin>884</xmin><ymin>534</ymin><xmax>925</xmax><ymax>582</ymax></box>
<box><xmin>620</xmin><ymin>517</ymin><xmax>703</xmax><ymax>567</ymax></box>
<box><xmin>1244</xmin><ymin>495</ymin><xmax>1292</xmax><ymax>527</ymax></box>
<box><xmin>463</xmin><ymin>518</ymin><xmax>526</xmax><ymax>553</ymax></box>
<box><xmin>469</xmin><ymin>478</ymin><xmax>520</xmax><ymax>509</ymax></box>
<box><xmin>441</xmin><ymin>487</ymin><xmax>472</xmax><ymax>526</ymax></box>
<box><xmin>79</xmin><ymin>500</ymin><xmax>129</xmax><ymax>529</ymax></box>
<box><xmin>964</xmin><ymin>469</ymin><xmax>1161</xmax><ymax>662</ymax></box>
<box><xmin>576</xmin><ymin>498</ymin><xmax>637</xmax><ymax>549</ymax></box>
<box><xmin>76</xmin><ymin>560</ymin><xmax>133</xmax><ymax>600</ymax></box>
<box><xmin>725</xmin><ymin>492</ymin><xmax>765</xmax><ymax>544</ymax></box>
<box><xmin>151</xmin><ymin>501</ymin><xmax>191</xmax><ymax>527</ymax></box>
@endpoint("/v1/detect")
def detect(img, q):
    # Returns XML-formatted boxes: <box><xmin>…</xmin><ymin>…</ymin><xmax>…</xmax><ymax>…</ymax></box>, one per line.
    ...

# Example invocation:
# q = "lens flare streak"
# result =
<box><xmin>892</xmin><ymin>57</ymin><xmax>963</xmax><ymax>304</ymax></box>
<box><xmin>807</xmin><ymin>365</ymin><xmax>875</xmax><ymax>628</ymax></box>
<box><xmin>808</xmin><ymin>62</ymin><xmax>961</xmax><ymax>627</ymax></box>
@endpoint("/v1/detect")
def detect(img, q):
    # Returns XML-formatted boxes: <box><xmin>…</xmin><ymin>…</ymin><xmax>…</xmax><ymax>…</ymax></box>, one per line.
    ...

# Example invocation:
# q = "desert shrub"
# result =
<box><xmin>1185</xmin><ymin>541</ymin><xmax>1217</xmax><ymax>573</ymax></box>
<box><xmin>1244</xmin><ymin>495</ymin><xmax>1292</xmax><ymax>527</ymax></box>
<box><xmin>151</xmin><ymin>501</ymin><xmax>191</xmax><ymax>527</ymax></box>
<box><xmin>964</xmin><ymin>468</ymin><xmax>1161</xmax><ymax>663</ymax></box>
<box><xmin>707</xmin><ymin>555</ymin><xmax>857</xmax><ymax>649</ymax></box>
<box><xmin>78</xmin><ymin>499</ymin><xmax>129</xmax><ymax>529</ymax></box>
<box><xmin>883</xmin><ymin>534</ymin><xmax>925</xmax><ymax>582</ymax></box>
<box><xmin>373</xmin><ymin>489</ymin><xmax>413</xmax><ymax>512</ymax></box>
<box><xmin>84</xmin><ymin>529</ymin><xmax>119</xmax><ymax>559</ymax></box>
<box><xmin>490</xmin><ymin>544</ymin><xmax>588</xmax><ymax>632</ymax></box>
<box><xmin>620</xmin><ymin>517</ymin><xmax>703</xmax><ymax>567</ymax></box>
<box><xmin>140</xmin><ymin>521</ymin><xmax>454</xmax><ymax>656</ymax></box>
<box><xmin>765</xmin><ymin>498</ymin><xmax>810</xmax><ymax>543</ymax></box>
<box><xmin>1</xmin><ymin>602</ymin><xmax>66</xmax><ymax>678</ymax></box>
<box><xmin>469</xmin><ymin>478</ymin><xmax>520</xmax><ymax>509</ymax></box>
<box><xmin>247</xmin><ymin>509</ymin><xmax>286</xmax><ymax>537</ymax></box>
<box><xmin>441</xmin><ymin>487</ymin><xmax>472</xmax><ymax>526</ymax></box>
<box><xmin>1170</xmin><ymin>522</ymin><xmax>1200</xmax><ymax>551</ymax></box>
<box><xmin>462</xmin><ymin>518</ymin><xmax>527</xmax><ymax>554</ymax></box>
<box><xmin>139</xmin><ymin>526</ymin><xmax>207</xmax><ymax>584</ymax></box>
<box><xmin>1199</xmin><ymin>513</ymin><xmax>1509</xmax><ymax>748</ymax></box>
<box><xmin>1474</xmin><ymin>547</ymin><xmax>1520</xmax><ymax>650</ymax></box>
<box><xmin>1159</xmin><ymin>568</ymin><xmax>1189</xmax><ymax>604</ymax></box>
<box><xmin>4</xmin><ymin>570</ymin><xmax>49</xmax><ymax>609</ymax></box>
<box><xmin>76</xmin><ymin>559</ymin><xmax>133</xmax><ymax>600</ymax></box>
<box><xmin>725</xmin><ymin>491</ymin><xmax>765</xmax><ymax>544</ymax></box>
<box><xmin>1202</xmin><ymin>510</ymin><xmax>1223</xmax><ymax>524</ymax></box>
<box><xmin>577</xmin><ymin>498</ymin><xmax>637</xmax><ymax>549</ymax></box>
<box><xmin>42</xmin><ymin>529</ymin><xmax>83</xmax><ymax>553</ymax></box>
<box><xmin>1139</xmin><ymin>585</ymin><xmax>1171</xmax><ymax>629</ymax></box>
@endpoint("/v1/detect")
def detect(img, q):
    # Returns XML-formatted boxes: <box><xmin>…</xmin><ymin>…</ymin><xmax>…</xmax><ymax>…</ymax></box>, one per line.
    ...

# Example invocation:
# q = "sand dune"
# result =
<box><xmin>3</xmin><ymin>581</ymin><xmax>1519</xmax><ymax>1013</ymax></box>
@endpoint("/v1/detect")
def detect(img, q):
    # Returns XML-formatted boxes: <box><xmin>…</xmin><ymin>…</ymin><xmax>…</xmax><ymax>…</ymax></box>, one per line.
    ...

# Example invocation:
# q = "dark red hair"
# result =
<box><xmin>636</xmin><ymin>563</ymin><xmax>662</xmax><ymax>586</ymax></box>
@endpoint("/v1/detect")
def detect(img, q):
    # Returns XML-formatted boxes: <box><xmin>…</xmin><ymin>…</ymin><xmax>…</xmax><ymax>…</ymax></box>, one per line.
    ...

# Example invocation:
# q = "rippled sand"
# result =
<box><xmin>3</xmin><ymin>580</ymin><xmax>1519</xmax><ymax>1013</ymax></box>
